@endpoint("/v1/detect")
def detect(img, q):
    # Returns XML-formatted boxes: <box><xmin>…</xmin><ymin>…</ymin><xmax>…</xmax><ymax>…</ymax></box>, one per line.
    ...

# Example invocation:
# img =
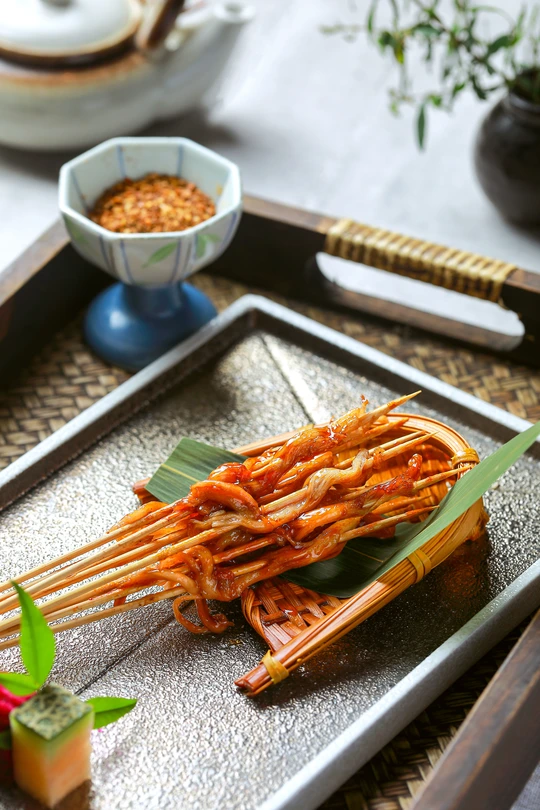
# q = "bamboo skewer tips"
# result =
<box><xmin>0</xmin><ymin>395</ymin><xmax>487</xmax><ymax>692</ymax></box>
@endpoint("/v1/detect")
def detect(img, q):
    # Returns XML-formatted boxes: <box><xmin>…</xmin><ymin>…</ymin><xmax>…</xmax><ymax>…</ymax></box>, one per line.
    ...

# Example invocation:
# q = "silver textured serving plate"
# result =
<box><xmin>0</xmin><ymin>295</ymin><xmax>538</xmax><ymax>810</ymax></box>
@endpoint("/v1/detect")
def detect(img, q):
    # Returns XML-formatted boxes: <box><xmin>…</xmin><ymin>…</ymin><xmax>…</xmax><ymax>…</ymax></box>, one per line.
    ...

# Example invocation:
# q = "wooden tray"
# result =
<box><xmin>1</xmin><ymin>196</ymin><xmax>539</xmax><ymax>380</ymax></box>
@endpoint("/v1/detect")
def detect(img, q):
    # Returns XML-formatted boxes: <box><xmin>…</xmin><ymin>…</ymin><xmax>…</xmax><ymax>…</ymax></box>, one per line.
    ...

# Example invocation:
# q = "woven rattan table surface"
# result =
<box><xmin>1</xmin><ymin>274</ymin><xmax>538</xmax><ymax>810</ymax></box>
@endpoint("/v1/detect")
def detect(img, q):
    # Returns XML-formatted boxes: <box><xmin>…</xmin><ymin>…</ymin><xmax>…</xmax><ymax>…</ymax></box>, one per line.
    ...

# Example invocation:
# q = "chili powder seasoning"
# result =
<box><xmin>90</xmin><ymin>173</ymin><xmax>216</xmax><ymax>234</ymax></box>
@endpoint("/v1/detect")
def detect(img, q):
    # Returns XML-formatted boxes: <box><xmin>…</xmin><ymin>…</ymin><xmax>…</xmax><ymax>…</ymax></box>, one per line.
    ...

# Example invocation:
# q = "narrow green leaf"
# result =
<box><xmin>284</xmin><ymin>420</ymin><xmax>540</xmax><ymax>597</ymax></box>
<box><xmin>366</xmin><ymin>1</ymin><xmax>376</xmax><ymax>34</ymax></box>
<box><xmin>144</xmin><ymin>242</ymin><xmax>178</xmax><ymax>268</ymax></box>
<box><xmin>471</xmin><ymin>75</ymin><xmax>488</xmax><ymax>100</ymax></box>
<box><xmin>86</xmin><ymin>696</ymin><xmax>137</xmax><ymax>729</ymax></box>
<box><xmin>486</xmin><ymin>34</ymin><xmax>514</xmax><ymax>56</ymax></box>
<box><xmin>0</xmin><ymin>672</ymin><xmax>37</xmax><ymax>697</ymax></box>
<box><xmin>12</xmin><ymin>583</ymin><xmax>55</xmax><ymax>688</ymax></box>
<box><xmin>417</xmin><ymin>103</ymin><xmax>427</xmax><ymax>149</ymax></box>
<box><xmin>378</xmin><ymin>30</ymin><xmax>394</xmax><ymax>51</ymax></box>
<box><xmin>414</xmin><ymin>23</ymin><xmax>440</xmax><ymax>38</ymax></box>
<box><xmin>147</xmin><ymin>438</ymin><xmax>246</xmax><ymax>504</ymax></box>
<box><xmin>0</xmin><ymin>731</ymin><xmax>11</xmax><ymax>750</ymax></box>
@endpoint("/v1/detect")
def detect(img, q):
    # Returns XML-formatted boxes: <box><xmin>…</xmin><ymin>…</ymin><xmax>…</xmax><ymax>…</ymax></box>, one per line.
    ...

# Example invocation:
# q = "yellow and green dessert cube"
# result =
<box><xmin>10</xmin><ymin>684</ymin><xmax>93</xmax><ymax>808</ymax></box>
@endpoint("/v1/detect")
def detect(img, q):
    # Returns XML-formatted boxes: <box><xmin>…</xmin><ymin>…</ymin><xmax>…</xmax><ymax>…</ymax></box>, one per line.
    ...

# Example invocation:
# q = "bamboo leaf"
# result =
<box><xmin>367</xmin><ymin>1</ymin><xmax>376</xmax><ymax>34</ymax></box>
<box><xmin>144</xmin><ymin>243</ymin><xmax>178</xmax><ymax>268</ymax></box>
<box><xmin>147</xmin><ymin>438</ymin><xmax>246</xmax><ymax>503</ymax></box>
<box><xmin>284</xmin><ymin>420</ymin><xmax>540</xmax><ymax>597</ymax></box>
<box><xmin>283</xmin><ymin>530</ymin><xmax>413</xmax><ymax>598</ymax></box>
<box><xmin>12</xmin><ymin>583</ymin><xmax>55</xmax><ymax>688</ymax></box>
<box><xmin>86</xmin><ymin>696</ymin><xmax>137</xmax><ymax>729</ymax></box>
<box><xmin>0</xmin><ymin>672</ymin><xmax>37</xmax><ymax>697</ymax></box>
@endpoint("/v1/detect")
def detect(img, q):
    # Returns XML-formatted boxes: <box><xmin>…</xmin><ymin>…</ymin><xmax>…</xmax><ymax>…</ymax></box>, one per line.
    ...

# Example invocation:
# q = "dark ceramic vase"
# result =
<box><xmin>474</xmin><ymin>90</ymin><xmax>540</xmax><ymax>224</ymax></box>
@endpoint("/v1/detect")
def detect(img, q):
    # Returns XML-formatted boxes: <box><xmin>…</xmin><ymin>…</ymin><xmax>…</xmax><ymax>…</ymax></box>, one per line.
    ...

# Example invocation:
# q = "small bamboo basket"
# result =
<box><xmin>236</xmin><ymin>413</ymin><xmax>488</xmax><ymax>695</ymax></box>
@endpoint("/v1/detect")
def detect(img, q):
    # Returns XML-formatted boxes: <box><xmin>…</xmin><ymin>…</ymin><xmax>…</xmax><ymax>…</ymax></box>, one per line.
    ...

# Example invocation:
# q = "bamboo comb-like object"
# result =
<box><xmin>236</xmin><ymin>415</ymin><xmax>486</xmax><ymax>694</ymax></box>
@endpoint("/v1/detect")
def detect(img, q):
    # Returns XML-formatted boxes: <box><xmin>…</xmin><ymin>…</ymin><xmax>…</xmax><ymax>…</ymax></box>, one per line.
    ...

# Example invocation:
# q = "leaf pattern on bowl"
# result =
<box><xmin>65</xmin><ymin>219</ymin><xmax>88</xmax><ymax>247</ymax></box>
<box><xmin>195</xmin><ymin>233</ymin><xmax>220</xmax><ymax>260</ymax></box>
<box><xmin>143</xmin><ymin>242</ymin><xmax>178</xmax><ymax>268</ymax></box>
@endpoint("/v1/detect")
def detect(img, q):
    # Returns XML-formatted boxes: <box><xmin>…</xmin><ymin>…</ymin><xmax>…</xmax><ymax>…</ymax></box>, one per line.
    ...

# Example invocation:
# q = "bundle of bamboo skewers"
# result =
<box><xmin>0</xmin><ymin>392</ymin><xmax>486</xmax><ymax>693</ymax></box>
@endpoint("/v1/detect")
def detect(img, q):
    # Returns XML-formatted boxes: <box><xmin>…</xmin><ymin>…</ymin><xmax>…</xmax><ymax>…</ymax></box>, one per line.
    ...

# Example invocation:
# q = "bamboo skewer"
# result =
<box><xmin>236</xmin><ymin>500</ymin><xmax>486</xmax><ymax>695</ymax></box>
<box><xmin>0</xmin><ymin>413</ymin><xmax>413</xmax><ymax>603</ymax></box>
<box><xmin>0</xmin><ymin>427</ymin><xmax>430</xmax><ymax>623</ymax></box>
<box><xmin>0</xmin><ymin>504</ymin><xmax>435</xmax><ymax>647</ymax></box>
<box><xmin>0</xmin><ymin>393</ymin><xmax>483</xmax><ymax>693</ymax></box>
<box><xmin>0</xmin><ymin>419</ymin><xmax>331</xmax><ymax>600</ymax></box>
<box><xmin>0</xmin><ymin>460</ymin><xmax>455</xmax><ymax>640</ymax></box>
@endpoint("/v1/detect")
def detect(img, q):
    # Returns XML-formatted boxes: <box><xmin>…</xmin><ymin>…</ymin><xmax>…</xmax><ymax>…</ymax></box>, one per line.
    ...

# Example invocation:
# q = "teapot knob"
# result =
<box><xmin>136</xmin><ymin>0</ymin><xmax>186</xmax><ymax>53</ymax></box>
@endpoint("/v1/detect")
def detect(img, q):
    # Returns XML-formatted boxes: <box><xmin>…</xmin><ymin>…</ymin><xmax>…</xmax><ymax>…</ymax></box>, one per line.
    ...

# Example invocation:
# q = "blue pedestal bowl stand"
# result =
<box><xmin>85</xmin><ymin>281</ymin><xmax>217</xmax><ymax>371</ymax></box>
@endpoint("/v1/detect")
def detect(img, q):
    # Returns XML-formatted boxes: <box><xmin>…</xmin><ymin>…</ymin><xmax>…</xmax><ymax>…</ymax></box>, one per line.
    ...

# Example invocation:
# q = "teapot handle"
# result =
<box><xmin>135</xmin><ymin>0</ymin><xmax>187</xmax><ymax>52</ymax></box>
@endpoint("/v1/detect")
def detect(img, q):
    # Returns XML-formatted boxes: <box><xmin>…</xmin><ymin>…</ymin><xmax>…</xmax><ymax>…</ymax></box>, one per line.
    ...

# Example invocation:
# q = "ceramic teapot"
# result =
<box><xmin>0</xmin><ymin>0</ymin><xmax>253</xmax><ymax>151</ymax></box>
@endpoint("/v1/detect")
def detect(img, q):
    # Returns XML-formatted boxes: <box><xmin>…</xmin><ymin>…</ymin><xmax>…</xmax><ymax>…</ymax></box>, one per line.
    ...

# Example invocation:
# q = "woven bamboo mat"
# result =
<box><xmin>0</xmin><ymin>274</ymin><xmax>538</xmax><ymax>809</ymax></box>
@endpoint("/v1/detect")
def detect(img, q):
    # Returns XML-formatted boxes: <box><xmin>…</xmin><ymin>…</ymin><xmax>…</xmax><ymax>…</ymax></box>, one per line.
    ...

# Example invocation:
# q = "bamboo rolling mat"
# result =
<box><xmin>0</xmin><ymin>273</ymin><xmax>538</xmax><ymax>810</ymax></box>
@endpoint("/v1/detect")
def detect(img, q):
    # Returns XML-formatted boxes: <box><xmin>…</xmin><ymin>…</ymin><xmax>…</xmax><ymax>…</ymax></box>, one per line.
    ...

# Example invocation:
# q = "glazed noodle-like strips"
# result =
<box><xmin>0</xmin><ymin>393</ymin><xmax>471</xmax><ymax>645</ymax></box>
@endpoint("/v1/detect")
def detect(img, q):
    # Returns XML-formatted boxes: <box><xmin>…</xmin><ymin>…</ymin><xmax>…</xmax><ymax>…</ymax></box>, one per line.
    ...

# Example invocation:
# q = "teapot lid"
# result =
<box><xmin>0</xmin><ymin>0</ymin><xmax>142</xmax><ymax>65</ymax></box>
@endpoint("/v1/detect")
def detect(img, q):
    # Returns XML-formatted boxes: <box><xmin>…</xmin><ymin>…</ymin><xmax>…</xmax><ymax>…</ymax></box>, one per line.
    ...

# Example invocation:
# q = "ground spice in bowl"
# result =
<box><xmin>89</xmin><ymin>173</ymin><xmax>216</xmax><ymax>234</ymax></box>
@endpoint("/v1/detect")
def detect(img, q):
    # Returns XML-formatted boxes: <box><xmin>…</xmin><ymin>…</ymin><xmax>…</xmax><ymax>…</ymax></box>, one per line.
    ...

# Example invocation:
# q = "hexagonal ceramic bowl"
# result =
<box><xmin>58</xmin><ymin>137</ymin><xmax>242</xmax><ymax>287</ymax></box>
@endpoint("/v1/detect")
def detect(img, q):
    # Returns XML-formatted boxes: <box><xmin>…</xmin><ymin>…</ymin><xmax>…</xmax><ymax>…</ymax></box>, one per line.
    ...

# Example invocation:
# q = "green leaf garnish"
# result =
<box><xmin>284</xmin><ymin>420</ymin><xmax>540</xmax><ymax>596</ymax></box>
<box><xmin>12</xmin><ymin>582</ymin><xmax>55</xmax><ymax>689</ymax></box>
<box><xmin>0</xmin><ymin>672</ymin><xmax>37</xmax><ymax>697</ymax></box>
<box><xmin>147</xmin><ymin>438</ymin><xmax>245</xmax><ymax>504</ymax></box>
<box><xmin>144</xmin><ymin>243</ymin><xmax>178</xmax><ymax>268</ymax></box>
<box><xmin>0</xmin><ymin>587</ymin><xmax>136</xmax><ymax>735</ymax></box>
<box><xmin>86</xmin><ymin>697</ymin><xmax>137</xmax><ymax>729</ymax></box>
<box><xmin>0</xmin><ymin>730</ymin><xmax>11</xmax><ymax>750</ymax></box>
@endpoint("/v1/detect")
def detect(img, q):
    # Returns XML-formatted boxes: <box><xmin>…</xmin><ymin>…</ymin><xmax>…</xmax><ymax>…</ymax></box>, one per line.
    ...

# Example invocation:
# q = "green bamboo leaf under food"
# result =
<box><xmin>146</xmin><ymin>438</ymin><xmax>246</xmax><ymax>503</ymax></box>
<box><xmin>0</xmin><ymin>672</ymin><xmax>37</xmax><ymax>697</ymax></box>
<box><xmin>85</xmin><ymin>697</ymin><xmax>137</xmax><ymax>729</ymax></box>
<box><xmin>12</xmin><ymin>583</ymin><xmax>55</xmax><ymax>689</ymax></box>
<box><xmin>283</xmin><ymin>529</ymin><xmax>414</xmax><ymax>598</ymax></box>
<box><xmin>284</xmin><ymin>420</ymin><xmax>540</xmax><ymax>597</ymax></box>
<box><xmin>144</xmin><ymin>242</ymin><xmax>178</xmax><ymax>268</ymax></box>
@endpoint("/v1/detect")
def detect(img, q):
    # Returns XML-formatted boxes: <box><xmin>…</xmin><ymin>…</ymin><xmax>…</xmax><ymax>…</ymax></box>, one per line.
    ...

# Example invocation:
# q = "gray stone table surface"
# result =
<box><xmin>0</xmin><ymin>0</ymin><xmax>538</xmax><ymax>807</ymax></box>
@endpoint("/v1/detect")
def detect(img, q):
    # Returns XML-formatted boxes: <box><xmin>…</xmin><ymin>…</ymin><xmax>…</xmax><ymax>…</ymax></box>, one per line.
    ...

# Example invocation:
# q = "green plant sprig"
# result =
<box><xmin>0</xmin><ymin>585</ymin><xmax>136</xmax><ymax>744</ymax></box>
<box><xmin>323</xmin><ymin>0</ymin><xmax>540</xmax><ymax>147</ymax></box>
